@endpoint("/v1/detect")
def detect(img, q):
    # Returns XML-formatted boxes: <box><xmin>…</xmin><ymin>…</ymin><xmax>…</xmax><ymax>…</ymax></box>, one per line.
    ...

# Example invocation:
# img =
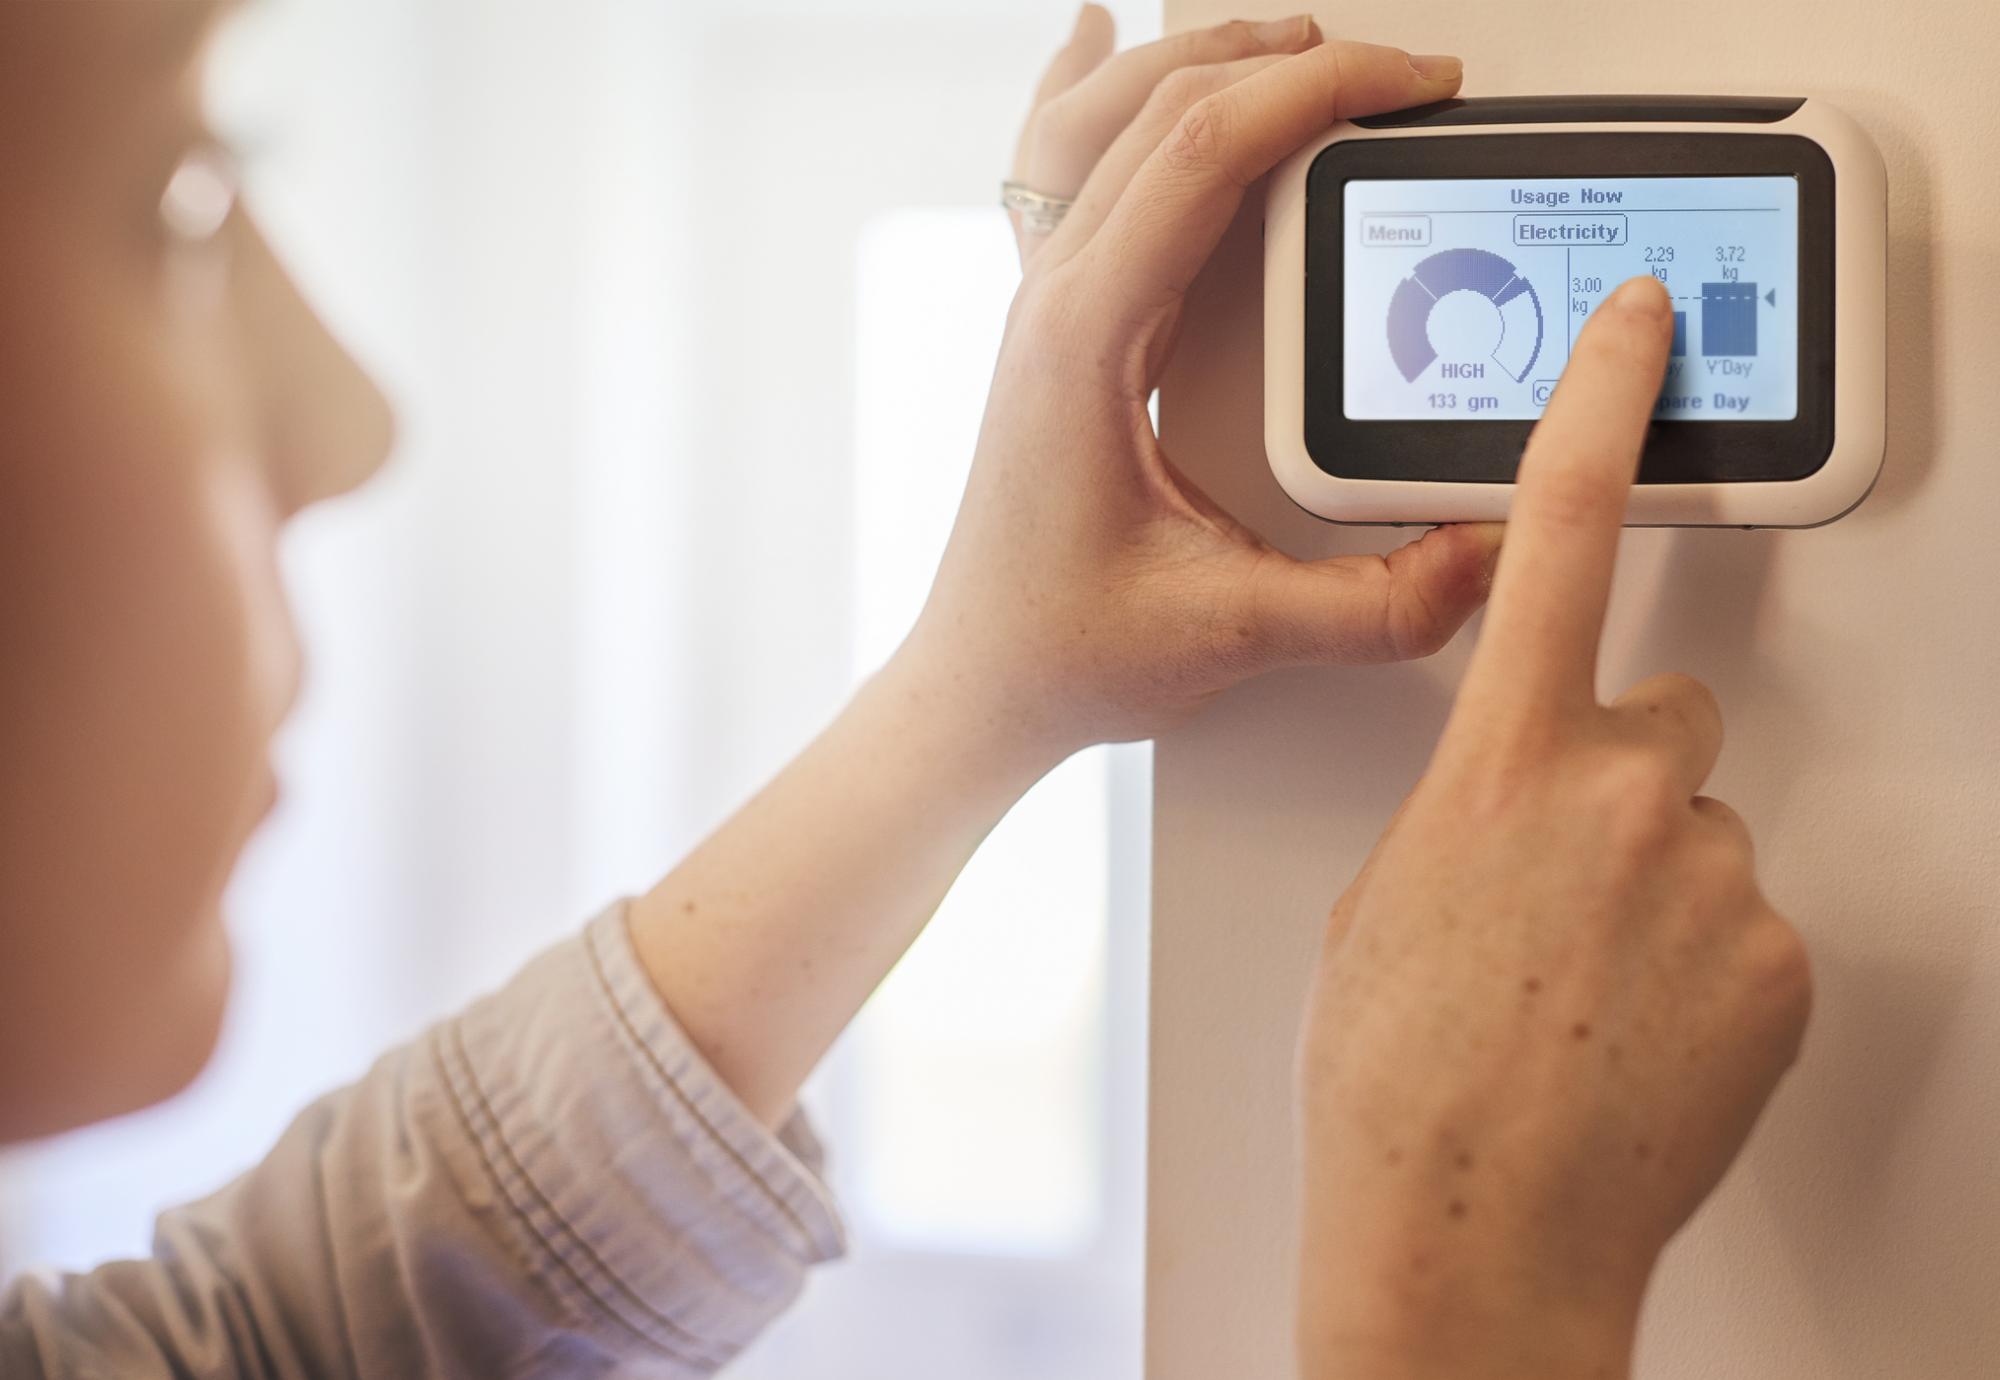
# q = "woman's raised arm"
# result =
<box><xmin>627</xmin><ymin>19</ymin><xmax>1486</xmax><ymax>1128</ymax></box>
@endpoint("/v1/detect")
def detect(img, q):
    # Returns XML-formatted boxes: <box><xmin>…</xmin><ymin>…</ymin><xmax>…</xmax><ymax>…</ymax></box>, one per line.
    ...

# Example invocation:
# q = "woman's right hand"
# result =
<box><xmin>1295</xmin><ymin>277</ymin><xmax>1815</xmax><ymax>1380</ymax></box>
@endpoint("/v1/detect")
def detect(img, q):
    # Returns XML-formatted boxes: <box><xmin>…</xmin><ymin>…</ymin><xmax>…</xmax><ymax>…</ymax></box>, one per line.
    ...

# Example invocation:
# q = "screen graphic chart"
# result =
<box><xmin>1386</xmin><ymin>248</ymin><xmax>1544</xmax><ymax>385</ymax></box>
<box><xmin>1342</xmin><ymin>175</ymin><xmax>1799</xmax><ymax>421</ymax></box>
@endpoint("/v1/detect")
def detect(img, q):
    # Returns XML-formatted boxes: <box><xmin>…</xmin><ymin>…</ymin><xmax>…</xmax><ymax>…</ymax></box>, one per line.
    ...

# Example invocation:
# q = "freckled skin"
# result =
<box><xmin>1294</xmin><ymin>278</ymin><xmax>1811</xmax><ymax>1380</ymax></box>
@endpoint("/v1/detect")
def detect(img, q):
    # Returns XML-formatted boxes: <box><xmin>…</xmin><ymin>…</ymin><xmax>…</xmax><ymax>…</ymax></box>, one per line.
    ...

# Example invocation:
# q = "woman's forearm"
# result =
<box><xmin>626</xmin><ymin>635</ymin><xmax>1071</xmax><ymax>1128</ymax></box>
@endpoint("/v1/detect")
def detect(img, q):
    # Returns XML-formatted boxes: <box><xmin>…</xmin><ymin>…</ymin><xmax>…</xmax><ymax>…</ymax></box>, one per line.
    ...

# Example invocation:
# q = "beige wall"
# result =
<box><xmin>1148</xmin><ymin>2</ymin><xmax>2000</xmax><ymax>1375</ymax></box>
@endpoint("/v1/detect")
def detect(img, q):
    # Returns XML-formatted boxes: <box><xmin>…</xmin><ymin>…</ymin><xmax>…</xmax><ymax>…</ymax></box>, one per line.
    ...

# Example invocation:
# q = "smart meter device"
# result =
<box><xmin>1263</xmin><ymin>97</ymin><xmax>1887</xmax><ymax>526</ymax></box>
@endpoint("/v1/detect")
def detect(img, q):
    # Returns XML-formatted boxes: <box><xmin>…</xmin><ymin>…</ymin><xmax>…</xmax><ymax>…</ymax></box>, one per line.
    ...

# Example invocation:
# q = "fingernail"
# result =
<box><xmin>1408</xmin><ymin>53</ymin><xmax>1463</xmax><ymax>81</ymax></box>
<box><xmin>1469</xmin><ymin>523</ymin><xmax>1505</xmax><ymax>586</ymax></box>
<box><xmin>1252</xmin><ymin>15</ymin><xmax>1314</xmax><ymax>47</ymax></box>
<box><xmin>1611</xmin><ymin>274</ymin><xmax>1671</xmax><ymax>320</ymax></box>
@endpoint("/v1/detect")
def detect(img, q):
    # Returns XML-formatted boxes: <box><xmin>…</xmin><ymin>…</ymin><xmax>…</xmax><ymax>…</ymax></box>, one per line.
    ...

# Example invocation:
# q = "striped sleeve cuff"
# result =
<box><xmin>435</xmin><ymin>901</ymin><xmax>845</xmax><ymax>1373</ymax></box>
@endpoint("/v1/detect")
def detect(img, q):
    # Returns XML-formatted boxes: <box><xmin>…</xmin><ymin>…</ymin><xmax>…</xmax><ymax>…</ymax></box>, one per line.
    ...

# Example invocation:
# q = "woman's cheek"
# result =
<box><xmin>0</xmin><ymin>250</ymin><xmax>287</xmax><ymax>1134</ymax></box>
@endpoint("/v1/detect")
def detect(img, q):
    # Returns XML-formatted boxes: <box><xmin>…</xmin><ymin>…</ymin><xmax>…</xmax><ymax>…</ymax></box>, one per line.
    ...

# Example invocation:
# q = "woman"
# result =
<box><xmin>0</xmin><ymin>4</ymin><xmax>1810</xmax><ymax>1377</ymax></box>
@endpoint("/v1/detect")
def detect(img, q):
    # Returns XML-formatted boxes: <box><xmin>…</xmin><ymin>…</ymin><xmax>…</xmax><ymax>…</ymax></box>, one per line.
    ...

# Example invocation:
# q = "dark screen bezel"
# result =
<box><xmin>1303</xmin><ymin>132</ymin><xmax>1836</xmax><ymax>485</ymax></box>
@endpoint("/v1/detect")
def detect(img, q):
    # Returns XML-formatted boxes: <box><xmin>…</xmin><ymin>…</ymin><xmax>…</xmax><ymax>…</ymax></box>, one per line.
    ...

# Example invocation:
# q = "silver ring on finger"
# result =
<box><xmin>1001</xmin><ymin>180</ymin><xmax>1074</xmax><ymax>235</ymax></box>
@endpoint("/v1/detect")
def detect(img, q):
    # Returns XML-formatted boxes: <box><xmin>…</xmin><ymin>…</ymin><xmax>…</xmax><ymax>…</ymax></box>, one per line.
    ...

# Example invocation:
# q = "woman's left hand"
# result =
<box><xmin>905</xmin><ymin>15</ymin><xmax>1497</xmax><ymax>755</ymax></box>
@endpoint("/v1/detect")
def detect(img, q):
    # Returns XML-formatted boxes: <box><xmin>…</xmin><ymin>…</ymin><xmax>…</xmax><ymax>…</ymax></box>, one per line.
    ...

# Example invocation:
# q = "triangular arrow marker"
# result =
<box><xmin>1765</xmin><ymin>288</ymin><xmax>1777</xmax><ymax>306</ymax></box>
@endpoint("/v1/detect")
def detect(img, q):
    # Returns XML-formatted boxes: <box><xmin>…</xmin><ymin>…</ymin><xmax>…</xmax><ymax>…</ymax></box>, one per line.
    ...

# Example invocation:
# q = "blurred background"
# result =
<box><xmin>0</xmin><ymin>1</ymin><xmax>1159</xmax><ymax>1375</ymax></box>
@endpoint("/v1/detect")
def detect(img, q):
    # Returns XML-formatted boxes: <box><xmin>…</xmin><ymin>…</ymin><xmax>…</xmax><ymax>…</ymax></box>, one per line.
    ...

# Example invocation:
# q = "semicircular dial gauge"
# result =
<box><xmin>1386</xmin><ymin>247</ymin><xmax>1545</xmax><ymax>385</ymax></box>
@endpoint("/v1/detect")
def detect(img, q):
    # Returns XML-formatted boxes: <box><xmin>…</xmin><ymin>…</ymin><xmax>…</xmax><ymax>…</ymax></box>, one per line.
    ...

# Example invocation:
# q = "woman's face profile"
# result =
<box><xmin>0</xmin><ymin>2</ymin><xmax>393</xmax><ymax>1141</ymax></box>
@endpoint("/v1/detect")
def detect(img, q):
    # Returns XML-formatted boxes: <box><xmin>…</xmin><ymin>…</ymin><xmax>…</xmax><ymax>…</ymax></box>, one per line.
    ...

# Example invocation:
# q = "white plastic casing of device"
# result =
<box><xmin>1263</xmin><ymin>98</ymin><xmax>1887</xmax><ymax>527</ymax></box>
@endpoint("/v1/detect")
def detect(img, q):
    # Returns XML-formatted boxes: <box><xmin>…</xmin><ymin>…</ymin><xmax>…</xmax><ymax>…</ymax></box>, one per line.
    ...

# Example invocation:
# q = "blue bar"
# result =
<box><xmin>1671</xmin><ymin>310</ymin><xmax>1688</xmax><ymax>357</ymax></box>
<box><xmin>1700</xmin><ymin>282</ymin><xmax>1758</xmax><ymax>357</ymax></box>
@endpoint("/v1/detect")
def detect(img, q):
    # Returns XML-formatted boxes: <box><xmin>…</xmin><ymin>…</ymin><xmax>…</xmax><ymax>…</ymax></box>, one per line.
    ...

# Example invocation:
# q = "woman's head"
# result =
<box><xmin>0</xmin><ymin>2</ymin><xmax>393</xmax><ymax>1141</ymax></box>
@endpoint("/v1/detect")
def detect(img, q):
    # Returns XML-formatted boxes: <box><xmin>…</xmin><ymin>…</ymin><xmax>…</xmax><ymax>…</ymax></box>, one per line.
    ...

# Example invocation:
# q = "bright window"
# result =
<box><xmin>849</xmin><ymin>210</ymin><xmax>1109</xmax><ymax>1255</ymax></box>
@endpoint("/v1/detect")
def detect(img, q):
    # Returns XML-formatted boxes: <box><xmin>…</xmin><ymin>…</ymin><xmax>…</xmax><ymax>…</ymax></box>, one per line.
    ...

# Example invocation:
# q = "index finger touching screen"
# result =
<box><xmin>1464</xmin><ymin>276</ymin><xmax>1673</xmax><ymax>712</ymax></box>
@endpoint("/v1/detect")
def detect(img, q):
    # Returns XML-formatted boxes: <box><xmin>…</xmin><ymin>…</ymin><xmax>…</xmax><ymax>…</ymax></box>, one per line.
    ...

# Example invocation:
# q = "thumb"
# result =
<box><xmin>1244</xmin><ymin>523</ymin><xmax>1503</xmax><ymax>669</ymax></box>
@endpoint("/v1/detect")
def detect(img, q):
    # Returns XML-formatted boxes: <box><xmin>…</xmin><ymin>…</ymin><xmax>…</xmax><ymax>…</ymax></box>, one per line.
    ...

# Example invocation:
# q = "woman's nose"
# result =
<box><xmin>233</xmin><ymin>218</ymin><xmax>396</xmax><ymax>517</ymax></box>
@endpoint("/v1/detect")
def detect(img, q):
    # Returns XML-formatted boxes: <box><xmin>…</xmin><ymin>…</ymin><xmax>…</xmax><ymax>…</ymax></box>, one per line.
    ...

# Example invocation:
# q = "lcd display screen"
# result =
<box><xmin>1340</xmin><ymin>175</ymin><xmax>1798</xmax><ymax>422</ymax></box>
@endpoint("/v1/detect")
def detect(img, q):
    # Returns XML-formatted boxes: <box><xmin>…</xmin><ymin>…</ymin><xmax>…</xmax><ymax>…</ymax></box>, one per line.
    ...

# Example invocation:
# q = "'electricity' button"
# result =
<box><xmin>1513</xmin><ymin>214</ymin><xmax>1628</xmax><ymax>245</ymax></box>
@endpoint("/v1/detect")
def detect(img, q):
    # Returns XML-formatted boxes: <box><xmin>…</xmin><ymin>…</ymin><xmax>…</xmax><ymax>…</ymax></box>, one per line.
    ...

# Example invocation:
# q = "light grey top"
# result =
<box><xmin>0</xmin><ymin>904</ymin><xmax>847</xmax><ymax>1378</ymax></box>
